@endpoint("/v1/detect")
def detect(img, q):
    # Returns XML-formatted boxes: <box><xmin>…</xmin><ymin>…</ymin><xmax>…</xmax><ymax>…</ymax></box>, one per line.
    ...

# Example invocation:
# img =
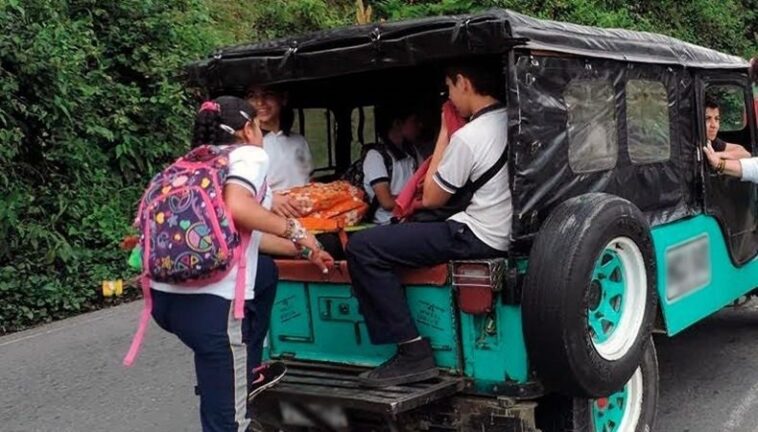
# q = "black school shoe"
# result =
<box><xmin>248</xmin><ymin>361</ymin><xmax>287</xmax><ymax>401</ymax></box>
<box><xmin>358</xmin><ymin>338</ymin><xmax>439</xmax><ymax>387</ymax></box>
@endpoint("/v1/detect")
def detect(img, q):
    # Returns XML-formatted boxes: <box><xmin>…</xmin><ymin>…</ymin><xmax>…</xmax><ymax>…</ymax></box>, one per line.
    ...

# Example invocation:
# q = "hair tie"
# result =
<box><xmin>199</xmin><ymin>101</ymin><xmax>220</xmax><ymax>113</ymax></box>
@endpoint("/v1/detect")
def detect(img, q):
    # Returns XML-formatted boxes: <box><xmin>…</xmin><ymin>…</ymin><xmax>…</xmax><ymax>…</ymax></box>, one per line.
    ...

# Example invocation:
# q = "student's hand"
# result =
<box><xmin>272</xmin><ymin>193</ymin><xmax>304</xmax><ymax>218</ymax></box>
<box><xmin>703</xmin><ymin>141</ymin><xmax>722</xmax><ymax>169</ymax></box>
<box><xmin>296</xmin><ymin>233</ymin><xmax>332</xmax><ymax>274</ymax></box>
<box><xmin>316</xmin><ymin>250</ymin><xmax>335</xmax><ymax>269</ymax></box>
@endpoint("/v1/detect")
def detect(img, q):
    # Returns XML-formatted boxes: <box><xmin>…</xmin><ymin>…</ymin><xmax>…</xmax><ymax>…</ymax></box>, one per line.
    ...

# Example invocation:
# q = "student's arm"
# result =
<box><xmin>225</xmin><ymin>184</ymin><xmax>289</xmax><ymax>236</ymax></box>
<box><xmin>372</xmin><ymin>182</ymin><xmax>396</xmax><ymax>210</ymax></box>
<box><xmin>723</xmin><ymin>143</ymin><xmax>751</xmax><ymax>160</ymax></box>
<box><xmin>423</xmin><ymin>116</ymin><xmax>450</xmax><ymax>206</ymax></box>
<box><xmin>704</xmin><ymin>142</ymin><xmax>758</xmax><ymax>182</ymax></box>
<box><xmin>739</xmin><ymin>158</ymin><xmax>758</xmax><ymax>182</ymax></box>
<box><xmin>260</xmin><ymin>234</ymin><xmax>335</xmax><ymax>267</ymax></box>
<box><xmin>363</xmin><ymin>150</ymin><xmax>396</xmax><ymax>210</ymax></box>
<box><xmin>224</xmin><ymin>184</ymin><xmax>330</xmax><ymax>271</ymax></box>
<box><xmin>423</xmin><ymin>120</ymin><xmax>475</xmax><ymax>210</ymax></box>
<box><xmin>260</xmin><ymin>233</ymin><xmax>298</xmax><ymax>257</ymax></box>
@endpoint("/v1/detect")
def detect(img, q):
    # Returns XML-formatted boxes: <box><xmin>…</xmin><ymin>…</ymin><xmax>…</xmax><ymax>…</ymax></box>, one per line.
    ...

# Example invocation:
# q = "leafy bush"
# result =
<box><xmin>0</xmin><ymin>0</ymin><xmax>234</xmax><ymax>333</ymax></box>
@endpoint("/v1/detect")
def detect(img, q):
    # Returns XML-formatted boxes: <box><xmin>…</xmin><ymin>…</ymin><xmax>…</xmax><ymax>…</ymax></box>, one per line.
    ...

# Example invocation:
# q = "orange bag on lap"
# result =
<box><xmin>282</xmin><ymin>181</ymin><xmax>368</xmax><ymax>231</ymax></box>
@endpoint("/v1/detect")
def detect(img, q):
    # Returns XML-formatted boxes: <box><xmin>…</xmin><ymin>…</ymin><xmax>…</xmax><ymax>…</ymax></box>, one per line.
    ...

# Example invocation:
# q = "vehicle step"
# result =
<box><xmin>260</xmin><ymin>361</ymin><xmax>465</xmax><ymax>415</ymax></box>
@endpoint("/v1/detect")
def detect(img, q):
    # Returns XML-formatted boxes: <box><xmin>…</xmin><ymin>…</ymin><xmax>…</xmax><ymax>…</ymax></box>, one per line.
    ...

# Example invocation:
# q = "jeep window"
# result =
<box><xmin>293</xmin><ymin>108</ymin><xmax>335</xmax><ymax>175</ymax></box>
<box><xmin>351</xmin><ymin>106</ymin><xmax>377</xmax><ymax>159</ymax></box>
<box><xmin>627</xmin><ymin>80</ymin><xmax>671</xmax><ymax>164</ymax></box>
<box><xmin>707</xmin><ymin>85</ymin><xmax>746</xmax><ymax>132</ymax></box>
<box><xmin>565</xmin><ymin>80</ymin><xmax>618</xmax><ymax>173</ymax></box>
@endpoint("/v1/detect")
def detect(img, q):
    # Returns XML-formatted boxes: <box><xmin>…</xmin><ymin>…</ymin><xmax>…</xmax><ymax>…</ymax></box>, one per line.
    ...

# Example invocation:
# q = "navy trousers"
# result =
<box><xmin>345</xmin><ymin>221</ymin><xmax>502</xmax><ymax>345</ymax></box>
<box><xmin>248</xmin><ymin>255</ymin><xmax>279</xmax><ymax>369</ymax></box>
<box><xmin>151</xmin><ymin>255</ymin><xmax>278</xmax><ymax>432</ymax></box>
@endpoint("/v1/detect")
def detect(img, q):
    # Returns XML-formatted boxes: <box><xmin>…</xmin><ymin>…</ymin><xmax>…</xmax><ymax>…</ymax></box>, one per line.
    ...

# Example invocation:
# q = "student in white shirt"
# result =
<box><xmin>362</xmin><ymin>105</ymin><xmax>422</xmax><ymax>224</ymax></box>
<box><xmin>346</xmin><ymin>60</ymin><xmax>512</xmax><ymax>388</ymax></box>
<box><xmin>702</xmin><ymin>98</ymin><xmax>756</xmax><ymax>182</ymax></box>
<box><xmin>148</xmin><ymin>96</ymin><xmax>332</xmax><ymax>432</ymax></box>
<box><xmin>248</xmin><ymin>86</ymin><xmax>313</xmax><ymax>218</ymax></box>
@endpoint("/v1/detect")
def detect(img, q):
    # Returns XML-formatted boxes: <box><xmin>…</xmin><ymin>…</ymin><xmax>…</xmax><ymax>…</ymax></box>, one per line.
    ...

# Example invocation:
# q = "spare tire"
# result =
<box><xmin>522</xmin><ymin>193</ymin><xmax>657</xmax><ymax>397</ymax></box>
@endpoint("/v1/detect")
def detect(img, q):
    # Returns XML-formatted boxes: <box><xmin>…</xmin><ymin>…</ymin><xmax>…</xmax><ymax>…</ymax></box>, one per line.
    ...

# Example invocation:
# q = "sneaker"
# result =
<box><xmin>248</xmin><ymin>361</ymin><xmax>287</xmax><ymax>401</ymax></box>
<box><xmin>358</xmin><ymin>338</ymin><xmax>439</xmax><ymax>388</ymax></box>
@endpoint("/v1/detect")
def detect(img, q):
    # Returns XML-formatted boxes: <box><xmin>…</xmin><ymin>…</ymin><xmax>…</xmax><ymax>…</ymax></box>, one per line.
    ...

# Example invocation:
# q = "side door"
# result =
<box><xmin>699</xmin><ymin>72</ymin><xmax>758</xmax><ymax>265</ymax></box>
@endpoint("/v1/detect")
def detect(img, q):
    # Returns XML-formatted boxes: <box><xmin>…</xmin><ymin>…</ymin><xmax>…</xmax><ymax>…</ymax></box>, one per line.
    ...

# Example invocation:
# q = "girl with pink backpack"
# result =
<box><xmin>125</xmin><ymin>96</ymin><xmax>333</xmax><ymax>432</ymax></box>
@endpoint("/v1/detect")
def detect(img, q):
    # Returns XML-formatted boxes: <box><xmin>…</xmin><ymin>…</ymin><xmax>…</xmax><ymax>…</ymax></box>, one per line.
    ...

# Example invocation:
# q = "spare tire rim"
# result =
<box><xmin>591</xmin><ymin>367</ymin><xmax>644</xmax><ymax>432</ymax></box>
<box><xmin>588</xmin><ymin>236</ymin><xmax>647</xmax><ymax>361</ymax></box>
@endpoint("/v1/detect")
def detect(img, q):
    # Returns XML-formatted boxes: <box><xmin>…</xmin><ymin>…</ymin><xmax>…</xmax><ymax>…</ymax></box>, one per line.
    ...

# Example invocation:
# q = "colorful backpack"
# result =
<box><xmin>123</xmin><ymin>145</ymin><xmax>266</xmax><ymax>366</ymax></box>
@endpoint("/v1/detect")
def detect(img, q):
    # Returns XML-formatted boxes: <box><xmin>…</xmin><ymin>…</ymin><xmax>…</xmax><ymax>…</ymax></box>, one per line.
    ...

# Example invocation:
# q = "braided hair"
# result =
<box><xmin>191</xmin><ymin>96</ymin><xmax>257</xmax><ymax>148</ymax></box>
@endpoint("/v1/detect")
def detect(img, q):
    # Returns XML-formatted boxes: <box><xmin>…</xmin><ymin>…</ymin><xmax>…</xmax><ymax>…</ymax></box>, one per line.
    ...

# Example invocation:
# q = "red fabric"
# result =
<box><xmin>442</xmin><ymin>101</ymin><xmax>467</xmax><ymax>137</ymax></box>
<box><xmin>393</xmin><ymin>158</ymin><xmax>430</xmax><ymax>219</ymax></box>
<box><xmin>393</xmin><ymin>102</ymin><xmax>467</xmax><ymax>220</ymax></box>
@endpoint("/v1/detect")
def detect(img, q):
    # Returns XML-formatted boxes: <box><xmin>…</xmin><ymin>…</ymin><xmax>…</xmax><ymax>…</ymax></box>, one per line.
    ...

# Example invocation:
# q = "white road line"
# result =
<box><xmin>0</xmin><ymin>314</ymin><xmax>111</xmax><ymax>348</ymax></box>
<box><xmin>724</xmin><ymin>380</ymin><xmax>758</xmax><ymax>432</ymax></box>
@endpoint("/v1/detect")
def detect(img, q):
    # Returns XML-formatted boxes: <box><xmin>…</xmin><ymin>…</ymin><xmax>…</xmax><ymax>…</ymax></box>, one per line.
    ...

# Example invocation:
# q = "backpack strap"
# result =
<box><xmin>374</xmin><ymin>143</ymin><xmax>394</xmax><ymax>181</ymax></box>
<box><xmin>122</xmin><ymin>274</ymin><xmax>152</xmax><ymax>367</ymax></box>
<box><xmin>232</xmin><ymin>179</ymin><xmax>268</xmax><ymax>320</ymax></box>
<box><xmin>468</xmin><ymin>143</ymin><xmax>508</xmax><ymax>195</ymax></box>
<box><xmin>123</xmin><ymin>205</ymin><xmax>158</xmax><ymax>367</ymax></box>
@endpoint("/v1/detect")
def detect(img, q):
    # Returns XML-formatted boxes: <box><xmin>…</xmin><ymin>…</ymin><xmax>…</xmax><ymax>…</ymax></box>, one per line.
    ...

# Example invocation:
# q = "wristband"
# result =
<box><xmin>284</xmin><ymin>218</ymin><xmax>307</xmax><ymax>242</ymax></box>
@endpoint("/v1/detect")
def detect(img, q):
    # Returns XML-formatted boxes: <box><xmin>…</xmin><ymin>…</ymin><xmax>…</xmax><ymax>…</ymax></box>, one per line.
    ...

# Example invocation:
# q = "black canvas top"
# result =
<box><xmin>186</xmin><ymin>9</ymin><xmax>748</xmax><ymax>92</ymax></box>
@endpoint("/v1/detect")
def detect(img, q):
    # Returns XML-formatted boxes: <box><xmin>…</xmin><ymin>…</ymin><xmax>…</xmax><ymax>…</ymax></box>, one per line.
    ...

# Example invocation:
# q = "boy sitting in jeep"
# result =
<box><xmin>345</xmin><ymin>60</ymin><xmax>511</xmax><ymax>387</ymax></box>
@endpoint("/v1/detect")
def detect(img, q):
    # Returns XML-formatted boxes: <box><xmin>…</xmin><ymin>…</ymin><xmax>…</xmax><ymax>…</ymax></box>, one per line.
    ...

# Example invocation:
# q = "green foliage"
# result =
<box><xmin>0</xmin><ymin>0</ymin><xmax>232</xmax><ymax>333</ymax></box>
<box><xmin>370</xmin><ymin>0</ymin><xmax>756</xmax><ymax>57</ymax></box>
<box><xmin>247</xmin><ymin>0</ymin><xmax>355</xmax><ymax>40</ymax></box>
<box><xmin>1</xmin><ymin>0</ymin><xmax>755</xmax><ymax>334</ymax></box>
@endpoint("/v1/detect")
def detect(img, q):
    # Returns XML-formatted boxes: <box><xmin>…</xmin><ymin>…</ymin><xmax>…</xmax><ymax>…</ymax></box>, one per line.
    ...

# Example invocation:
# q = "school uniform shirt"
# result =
<box><xmin>151</xmin><ymin>145</ymin><xmax>273</xmax><ymax>300</ymax></box>
<box><xmin>739</xmin><ymin>157</ymin><xmax>758</xmax><ymax>183</ymax></box>
<box><xmin>362</xmin><ymin>144</ymin><xmax>416</xmax><ymax>224</ymax></box>
<box><xmin>433</xmin><ymin>107</ymin><xmax>512</xmax><ymax>251</ymax></box>
<box><xmin>263</xmin><ymin>131</ymin><xmax>313</xmax><ymax>191</ymax></box>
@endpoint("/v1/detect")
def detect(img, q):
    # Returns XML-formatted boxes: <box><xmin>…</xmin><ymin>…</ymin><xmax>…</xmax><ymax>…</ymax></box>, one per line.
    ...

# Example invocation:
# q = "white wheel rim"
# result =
<box><xmin>592</xmin><ymin>367</ymin><xmax>644</xmax><ymax>432</ymax></box>
<box><xmin>589</xmin><ymin>236</ymin><xmax>647</xmax><ymax>361</ymax></box>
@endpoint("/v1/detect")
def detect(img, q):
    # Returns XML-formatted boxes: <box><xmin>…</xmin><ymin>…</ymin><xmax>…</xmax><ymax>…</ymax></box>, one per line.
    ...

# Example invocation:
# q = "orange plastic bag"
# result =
<box><xmin>283</xmin><ymin>181</ymin><xmax>368</xmax><ymax>232</ymax></box>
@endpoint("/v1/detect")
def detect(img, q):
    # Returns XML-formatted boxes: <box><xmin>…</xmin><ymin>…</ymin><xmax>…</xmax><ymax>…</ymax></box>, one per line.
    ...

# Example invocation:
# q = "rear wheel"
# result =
<box><xmin>537</xmin><ymin>339</ymin><xmax>659</xmax><ymax>432</ymax></box>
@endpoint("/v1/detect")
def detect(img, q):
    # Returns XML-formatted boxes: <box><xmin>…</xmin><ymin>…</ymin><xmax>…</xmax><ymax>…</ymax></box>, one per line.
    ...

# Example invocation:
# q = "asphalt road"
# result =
<box><xmin>1</xmin><ymin>300</ymin><xmax>757</xmax><ymax>432</ymax></box>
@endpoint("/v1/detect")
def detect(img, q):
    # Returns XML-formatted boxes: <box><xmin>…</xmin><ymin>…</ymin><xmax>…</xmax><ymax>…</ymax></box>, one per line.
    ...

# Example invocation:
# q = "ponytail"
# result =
<box><xmin>191</xmin><ymin>96</ymin><xmax>257</xmax><ymax>147</ymax></box>
<box><xmin>192</xmin><ymin>109</ymin><xmax>224</xmax><ymax>148</ymax></box>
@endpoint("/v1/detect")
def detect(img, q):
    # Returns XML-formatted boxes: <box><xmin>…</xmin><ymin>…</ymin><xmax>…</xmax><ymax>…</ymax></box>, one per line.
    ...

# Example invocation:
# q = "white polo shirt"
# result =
<box><xmin>263</xmin><ymin>131</ymin><xmax>312</xmax><ymax>191</ymax></box>
<box><xmin>151</xmin><ymin>145</ymin><xmax>272</xmax><ymax>300</ymax></box>
<box><xmin>362</xmin><ymin>145</ymin><xmax>416</xmax><ymax>224</ymax></box>
<box><xmin>433</xmin><ymin>107</ymin><xmax>511</xmax><ymax>251</ymax></box>
<box><xmin>740</xmin><ymin>157</ymin><xmax>758</xmax><ymax>183</ymax></box>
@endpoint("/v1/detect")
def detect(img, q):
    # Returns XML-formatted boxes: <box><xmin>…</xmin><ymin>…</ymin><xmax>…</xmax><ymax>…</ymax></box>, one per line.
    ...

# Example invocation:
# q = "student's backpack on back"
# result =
<box><xmin>123</xmin><ymin>145</ymin><xmax>266</xmax><ymax>367</ymax></box>
<box><xmin>342</xmin><ymin>143</ymin><xmax>394</xmax><ymax>220</ymax></box>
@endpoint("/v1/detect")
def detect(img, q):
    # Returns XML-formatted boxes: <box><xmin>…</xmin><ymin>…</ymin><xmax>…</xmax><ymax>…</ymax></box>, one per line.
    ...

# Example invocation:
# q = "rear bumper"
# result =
<box><xmin>252</xmin><ymin>362</ymin><xmax>538</xmax><ymax>432</ymax></box>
